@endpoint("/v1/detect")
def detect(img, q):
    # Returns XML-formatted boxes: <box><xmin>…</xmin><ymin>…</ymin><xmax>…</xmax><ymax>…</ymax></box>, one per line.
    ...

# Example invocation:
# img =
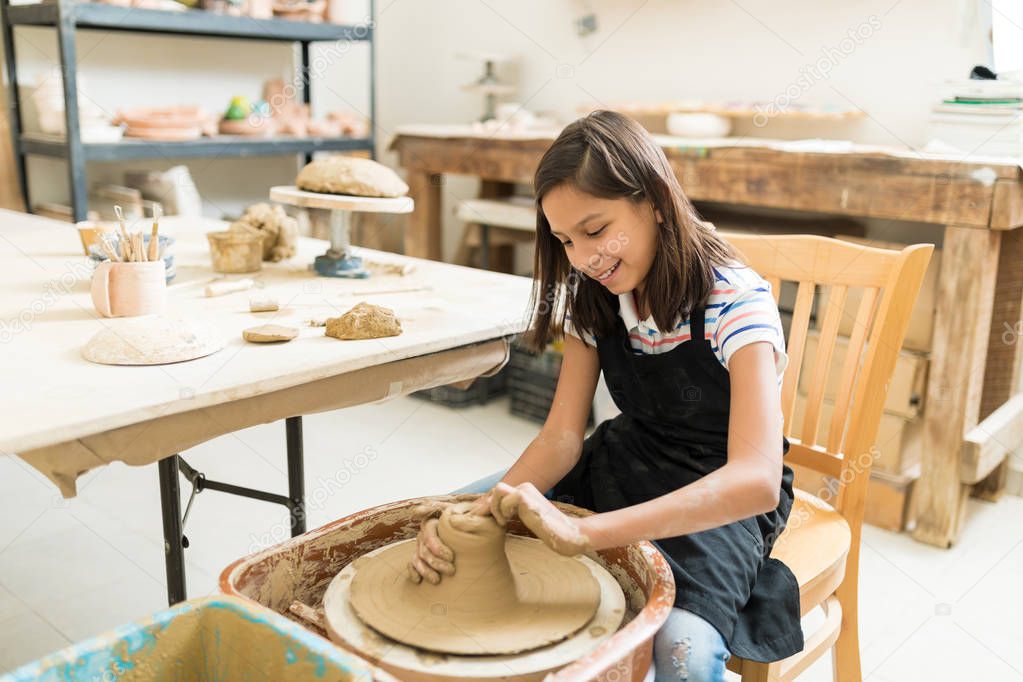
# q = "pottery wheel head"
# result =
<box><xmin>346</xmin><ymin>509</ymin><xmax>601</xmax><ymax>656</ymax></box>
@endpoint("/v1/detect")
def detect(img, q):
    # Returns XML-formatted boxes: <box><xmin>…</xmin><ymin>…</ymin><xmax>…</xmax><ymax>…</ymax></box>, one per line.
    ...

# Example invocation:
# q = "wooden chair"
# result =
<box><xmin>718</xmin><ymin>232</ymin><xmax>934</xmax><ymax>682</ymax></box>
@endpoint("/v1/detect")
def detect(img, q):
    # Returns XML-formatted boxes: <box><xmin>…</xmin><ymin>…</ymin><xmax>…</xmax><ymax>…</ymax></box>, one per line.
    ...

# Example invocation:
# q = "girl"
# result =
<box><xmin>410</xmin><ymin>110</ymin><xmax>803</xmax><ymax>681</ymax></box>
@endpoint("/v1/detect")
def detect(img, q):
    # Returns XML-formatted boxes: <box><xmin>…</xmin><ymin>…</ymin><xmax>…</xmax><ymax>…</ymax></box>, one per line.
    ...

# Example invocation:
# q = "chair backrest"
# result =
<box><xmin>718</xmin><ymin>231</ymin><xmax>933</xmax><ymax>537</ymax></box>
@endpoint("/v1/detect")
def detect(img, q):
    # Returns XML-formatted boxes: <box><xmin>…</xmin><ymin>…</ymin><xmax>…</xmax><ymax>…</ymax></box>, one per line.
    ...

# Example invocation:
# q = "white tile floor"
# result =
<box><xmin>1</xmin><ymin>395</ymin><xmax>1021</xmax><ymax>680</ymax></box>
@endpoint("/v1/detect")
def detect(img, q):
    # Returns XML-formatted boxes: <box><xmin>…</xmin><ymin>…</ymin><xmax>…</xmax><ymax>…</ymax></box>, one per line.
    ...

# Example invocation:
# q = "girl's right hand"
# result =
<box><xmin>408</xmin><ymin>514</ymin><xmax>454</xmax><ymax>584</ymax></box>
<box><xmin>406</xmin><ymin>494</ymin><xmax>484</xmax><ymax>584</ymax></box>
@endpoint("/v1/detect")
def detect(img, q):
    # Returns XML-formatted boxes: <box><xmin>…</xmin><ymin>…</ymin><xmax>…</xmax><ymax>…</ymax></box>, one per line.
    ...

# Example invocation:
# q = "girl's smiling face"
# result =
<box><xmin>541</xmin><ymin>183</ymin><xmax>662</xmax><ymax>296</ymax></box>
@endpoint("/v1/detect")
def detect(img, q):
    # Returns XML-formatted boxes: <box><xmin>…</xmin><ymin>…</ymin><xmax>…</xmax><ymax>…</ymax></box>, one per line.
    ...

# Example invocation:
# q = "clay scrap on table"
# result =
<box><xmin>324</xmin><ymin>302</ymin><xmax>401</xmax><ymax>340</ymax></box>
<box><xmin>346</xmin><ymin>502</ymin><xmax>600</xmax><ymax>656</ymax></box>
<box><xmin>228</xmin><ymin>203</ymin><xmax>298</xmax><ymax>262</ymax></box>
<box><xmin>243</xmin><ymin>324</ymin><xmax>299</xmax><ymax>343</ymax></box>
<box><xmin>296</xmin><ymin>156</ymin><xmax>409</xmax><ymax>198</ymax></box>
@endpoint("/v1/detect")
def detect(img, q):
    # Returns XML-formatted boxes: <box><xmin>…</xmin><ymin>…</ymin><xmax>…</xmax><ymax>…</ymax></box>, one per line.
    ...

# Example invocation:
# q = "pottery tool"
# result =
<box><xmin>456</xmin><ymin>51</ymin><xmax>516</xmax><ymax>122</ymax></box>
<box><xmin>339</xmin><ymin>285</ymin><xmax>430</xmax><ymax>297</ymax></box>
<box><xmin>249</xmin><ymin>296</ymin><xmax>279</xmax><ymax>312</ymax></box>
<box><xmin>204</xmin><ymin>278</ymin><xmax>255</xmax><ymax>297</ymax></box>
<box><xmin>269</xmin><ymin>186</ymin><xmax>413</xmax><ymax>279</ymax></box>
<box><xmin>114</xmin><ymin>205</ymin><xmax>133</xmax><ymax>261</ymax></box>
<box><xmin>99</xmin><ymin>235</ymin><xmax>121</xmax><ymax>262</ymax></box>
<box><xmin>288</xmin><ymin>601</ymin><xmax>326</xmax><ymax>632</ymax></box>
<box><xmin>147</xmin><ymin>205</ymin><xmax>161</xmax><ymax>262</ymax></box>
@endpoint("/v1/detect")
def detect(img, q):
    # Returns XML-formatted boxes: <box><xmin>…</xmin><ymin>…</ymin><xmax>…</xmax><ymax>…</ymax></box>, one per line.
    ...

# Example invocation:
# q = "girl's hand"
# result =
<box><xmin>488</xmin><ymin>482</ymin><xmax>592</xmax><ymax>556</ymax></box>
<box><xmin>406</xmin><ymin>493</ymin><xmax>481</xmax><ymax>585</ymax></box>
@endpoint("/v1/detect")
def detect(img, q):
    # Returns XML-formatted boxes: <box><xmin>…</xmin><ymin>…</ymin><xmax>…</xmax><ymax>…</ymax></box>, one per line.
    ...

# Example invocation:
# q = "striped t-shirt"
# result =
<box><xmin>566</xmin><ymin>262</ymin><xmax>788</xmax><ymax>383</ymax></box>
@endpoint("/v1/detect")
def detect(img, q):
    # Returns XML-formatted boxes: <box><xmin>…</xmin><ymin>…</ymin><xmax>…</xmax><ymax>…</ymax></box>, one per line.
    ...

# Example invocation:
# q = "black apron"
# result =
<box><xmin>552</xmin><ymin>302</ymin><xmax>804</xmax><ymax>662</ymax></box>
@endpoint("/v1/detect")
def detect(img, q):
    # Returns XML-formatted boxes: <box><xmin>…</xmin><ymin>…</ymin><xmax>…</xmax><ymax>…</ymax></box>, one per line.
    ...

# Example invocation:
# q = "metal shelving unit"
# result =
<box><xmin>1</xmin><ymin>0</ymin><xmax>377</xmax><ymax>220</ymax></box>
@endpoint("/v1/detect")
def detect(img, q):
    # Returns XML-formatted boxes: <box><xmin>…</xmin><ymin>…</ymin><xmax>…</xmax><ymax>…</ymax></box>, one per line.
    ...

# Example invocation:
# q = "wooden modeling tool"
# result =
<box><xmin>114</xmin><ymin>205</ymin><xmax>133</xmax><ymax>262</ymax></box>
<box><xmin>148</xmin><ymin>205</ymin><xmax>161</xmax><ymax>262</ymax></box>
<box><xmin>205</xmin><ymin>278</ymin><xmax>256</xmax><ymax>297</ymax></box>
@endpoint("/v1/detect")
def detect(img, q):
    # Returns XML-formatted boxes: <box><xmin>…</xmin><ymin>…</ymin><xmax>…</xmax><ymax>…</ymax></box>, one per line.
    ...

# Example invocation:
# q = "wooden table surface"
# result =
<box><xmin>390</xmin><ymin>124</ymin><xmax>1023</xmax><ymax>548</ymax></box>
<box><xmin>0</xmin><ymin>210</ymin><xmax>531</xmax><ymax>457</ymax></box>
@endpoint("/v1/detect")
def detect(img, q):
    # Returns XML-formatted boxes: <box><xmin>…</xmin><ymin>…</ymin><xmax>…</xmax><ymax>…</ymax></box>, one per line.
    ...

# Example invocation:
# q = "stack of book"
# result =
<box><xmin>929</xmin><ymin>79</ymin><xmax>1023</xmax><ymax>157</ymax></box>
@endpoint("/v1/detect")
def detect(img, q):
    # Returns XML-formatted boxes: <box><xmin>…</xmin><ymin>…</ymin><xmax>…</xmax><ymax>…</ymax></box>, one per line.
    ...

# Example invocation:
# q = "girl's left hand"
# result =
<box><xmin>488</xmin><ymin>482</ymin><xmax>592</xmax><ymax>556</ymax></box>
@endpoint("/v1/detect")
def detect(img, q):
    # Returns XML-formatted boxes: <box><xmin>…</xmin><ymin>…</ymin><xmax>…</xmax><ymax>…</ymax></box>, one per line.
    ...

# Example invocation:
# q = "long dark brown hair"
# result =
<box><xmin>526</xmin><ymin>110</ymin><xmax>742</xmax><ymax>352</ymax></box>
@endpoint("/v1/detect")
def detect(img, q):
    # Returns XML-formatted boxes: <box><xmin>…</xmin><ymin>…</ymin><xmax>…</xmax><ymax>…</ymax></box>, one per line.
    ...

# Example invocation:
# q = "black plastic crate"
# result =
<box><xmin>507</xmin><ymin>343</ymin><xmax>593</xmax><ymax>425</ymax></box>
<box><xmin>411</xmin><ymin>367</ymin><xmax>508</xmax><ymax>408</ymax></box>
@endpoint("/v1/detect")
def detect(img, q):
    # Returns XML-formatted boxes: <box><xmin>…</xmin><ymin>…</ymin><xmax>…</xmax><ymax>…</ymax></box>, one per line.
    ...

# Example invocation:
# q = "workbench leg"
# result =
<box><xmin>913</xmin><ymin>227</ymin><xmax>1001</xmax><ymax>548</ymax></box>
<box><xmin>972</xmin><ymin>458</ymin><xmax>1010</xmax><ymax>501</ymax></box>
<box><xmin>478</xmin><ymin>180</ymin><xmax>518</xmax><ymax>273</ymax></box>
<box><xmin>158</xmin><ymin>455</ymin><xmax>187</xmax><ymax>606</ymax></box>
<box><xmin>479</xmin><ymin>224</ymin><xmax>490</xmax><ymax>270</ymax></box>
<box><xmin>973</xmin><ymin>227</ymin><xmax>1023</xmax><ymax>500</ymax></box>
<box><xmin>286</xmin><ymin>416</ymin><xmax>306</xmax><ymax>537</ymax></box>
<box><xmin>405</xmin><ymin>169</ymin><xmax>443</xmax><ymax>260</ymax></box>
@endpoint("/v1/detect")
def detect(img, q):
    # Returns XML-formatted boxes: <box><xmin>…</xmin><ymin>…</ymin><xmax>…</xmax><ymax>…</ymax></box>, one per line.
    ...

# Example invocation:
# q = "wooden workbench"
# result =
<box><xmin>390</xmin><ymin>124</ymin><xmax>1023</xmax><ymax>548</ymax></box>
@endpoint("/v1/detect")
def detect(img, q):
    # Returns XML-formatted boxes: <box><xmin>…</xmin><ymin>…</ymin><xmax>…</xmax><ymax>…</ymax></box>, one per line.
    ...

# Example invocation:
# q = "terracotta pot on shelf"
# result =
<box><xmin>218</xmin><ymin>117</ymin><xmax>279</xmax><ymax>137</ymax></box>
<box><xmin>273</xmin><ymin>0</ymin><xmax>325</xmax><ymax>21</ymax></box>
<box><xmin>249</xmin><ymin>0</ymin><xmax>272</xmax><ymax>18</ymax></box>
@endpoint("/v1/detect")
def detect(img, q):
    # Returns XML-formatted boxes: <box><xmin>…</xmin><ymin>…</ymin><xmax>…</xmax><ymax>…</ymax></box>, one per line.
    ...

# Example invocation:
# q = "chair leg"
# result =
<box><xmin>831</xmin><ymin>578</ymin><xmax>862</xmax><ymax>682</ymax></box>
<box><xmin>739</xmin><ymin>660</ymin><xmax>779</xmax><ymax>682</ymax></box>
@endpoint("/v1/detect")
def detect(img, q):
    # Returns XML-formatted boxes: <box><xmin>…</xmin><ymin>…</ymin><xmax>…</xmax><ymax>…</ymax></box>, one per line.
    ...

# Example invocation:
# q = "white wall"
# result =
<box><xmin>9</xmin><ymin>0</ymin><xmax>1000</xmax><ymax>254</ymax></box>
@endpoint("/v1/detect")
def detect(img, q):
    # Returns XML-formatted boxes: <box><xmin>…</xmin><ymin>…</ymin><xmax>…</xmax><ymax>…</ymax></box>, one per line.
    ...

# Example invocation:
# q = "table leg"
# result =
<box><xmin>972</xmin><ymin>458</ymin><xmax>1010</xmax><ymax>501</ymax></box>
<box><xmin>913</xmin><ymin>226</ymin><xmax>1001</xmax><ymax>547</ymax></box>
<box><xmin>479</xmin><ymin>224</ymin><xmax>490</xmax><ymax>270</ymax></box>
<box><xmin>405</xmin><ymin>169</ymin><xmax>443</xmax><ymax>260</ymax></box>
<box><xmin>974</xmin><ymin>227</ymin><xmax>1023</xmax><ymax>500</ymax></box>
<box><xmin>158</xmin><ymin>455</ymin><xmax>187</xmax><ymax>605</ymax></box>
<box><xmin>286</xmin><ymin>416</ymin><xmax>306</xmax><ymax>537</ymax></box>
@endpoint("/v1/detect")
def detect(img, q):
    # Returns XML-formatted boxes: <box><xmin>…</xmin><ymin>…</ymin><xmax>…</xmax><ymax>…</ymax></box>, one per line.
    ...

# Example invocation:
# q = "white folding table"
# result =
<box><xmin>0</xmin><ymin>209</ymin><xmax>532</xmax><ymax>604</ymax></box>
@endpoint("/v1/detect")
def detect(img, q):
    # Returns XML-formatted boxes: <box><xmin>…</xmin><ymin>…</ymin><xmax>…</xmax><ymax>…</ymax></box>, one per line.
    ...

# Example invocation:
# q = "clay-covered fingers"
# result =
<box><xmin>420</xmin><ymin>518</ymin><xmax>455</xmax><ymax>567</ymax></box>
<box><xmin>412</xmin><ymin>518</ymin><xmax>455</xmax><ymax>584</ymax></box>
<box><xmin>409</xmin><ymin>551</ymin><xmax>439</xmax><ymax>585</ymax></box>
<box><xmin>410</xmin><ymin>494</ymin><xmax>483</xmax><ymax>521</ymax></box>
<box><xmin>489</xmin><ymin>482</ymin><xmax>520</xmax><ymax>526</ymax></box>
<box><xmin>469</xmin><ymin>492</ymin><xmax>491</xmax><ymax>516</ymax></box>
<box><xmin>410</xmin><ymin>501</ymin><xmax>447</xmax><ymax>521</ymax></box>
<box><xmin>507</xmin><ymin>485</ymin><xmax>591</xmax><ymax>556</ymax></box>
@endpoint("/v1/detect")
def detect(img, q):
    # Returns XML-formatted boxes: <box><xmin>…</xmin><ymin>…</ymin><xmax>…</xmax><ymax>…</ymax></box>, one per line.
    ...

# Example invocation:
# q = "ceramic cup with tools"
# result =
<box><xmin>91</xmin><ymin>260</ymin><xmax>167</xmax><ymax>317</ymax></box>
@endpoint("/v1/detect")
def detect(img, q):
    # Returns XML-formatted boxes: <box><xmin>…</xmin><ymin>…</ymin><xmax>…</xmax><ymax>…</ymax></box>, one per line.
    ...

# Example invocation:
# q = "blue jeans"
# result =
<box><xmin>453</xmin><ymin>471</ymin><xmax>731</xmax><ymax>681</ymax></box>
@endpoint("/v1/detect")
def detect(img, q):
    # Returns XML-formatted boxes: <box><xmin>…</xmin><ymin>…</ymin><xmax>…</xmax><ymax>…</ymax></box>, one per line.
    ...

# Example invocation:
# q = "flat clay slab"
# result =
<box><xmin>243</xmin><ymin>324</ymin><xmax>299</xmax><ymax>343</ymax></box>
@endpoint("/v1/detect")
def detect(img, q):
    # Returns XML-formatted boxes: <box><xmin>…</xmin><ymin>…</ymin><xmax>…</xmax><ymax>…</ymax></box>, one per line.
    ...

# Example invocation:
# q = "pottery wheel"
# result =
<box><xmin>345</xmin><ymin>503</ymin><xmax>601</xmax><ymax>656</ymax></box>
<box><xmin>324</xmin><ymin>537</ymin><xmax>626</xmax><ymax>681</ymax></box>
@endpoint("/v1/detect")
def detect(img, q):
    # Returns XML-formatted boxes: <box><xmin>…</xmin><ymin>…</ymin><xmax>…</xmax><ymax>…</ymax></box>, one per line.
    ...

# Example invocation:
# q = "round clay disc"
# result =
<box><xmin>347</xmin><ymin>536</ymin><xmax>601</xmax><ymax>656</ymax></box>
<box><xmin>323</xmin><ymin>540</ymin><xmax>626</xmax><ymax>681</ymax></box>
<box><xmin>82</xmin><ymin>316</ymin><xmax>225</xmax><ymax>365</ymax></box>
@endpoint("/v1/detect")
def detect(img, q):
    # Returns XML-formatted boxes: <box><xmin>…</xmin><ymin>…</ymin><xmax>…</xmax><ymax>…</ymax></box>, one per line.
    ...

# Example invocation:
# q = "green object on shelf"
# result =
<box><xmin>944</xmin><ymin>97</ymin><xmax>1023</xmax><ymax>105</ymax></box>
<box><xmin>224</xmin><ymin>95</ymin><xmax>252</xmax><ymax>120</ymax></box>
